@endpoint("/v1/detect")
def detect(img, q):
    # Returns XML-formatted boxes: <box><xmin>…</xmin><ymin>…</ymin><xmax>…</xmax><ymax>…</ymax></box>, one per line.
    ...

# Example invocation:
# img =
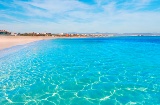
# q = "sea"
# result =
<box><xmin>0</xmin><ymin>36</ymin><xmax>160</xmax><ymax>105</ymax></box>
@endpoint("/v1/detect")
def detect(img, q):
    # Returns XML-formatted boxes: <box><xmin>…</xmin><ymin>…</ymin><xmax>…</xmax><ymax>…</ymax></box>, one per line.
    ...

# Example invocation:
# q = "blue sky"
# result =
<box><xmin>0</xmin><ymin>0</ymin><xmax>160</xmax><ymax>33</ymax></box>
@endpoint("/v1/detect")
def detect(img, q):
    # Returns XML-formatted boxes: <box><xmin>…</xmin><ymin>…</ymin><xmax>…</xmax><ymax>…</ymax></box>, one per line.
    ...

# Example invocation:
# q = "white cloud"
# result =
<box><xmin>0</xmin><ymin>0</ymin><xmax>160</xmax><ymax>33</ymax></box>
<box><xmin>102</xmin><ymin>2</ymin><xmax>116</xmax><ymax>14</ymax></box>
<box><xmin>13</xmin><ymin>0</ymin><xmax>93</xmax><ymax>18</ymax></box>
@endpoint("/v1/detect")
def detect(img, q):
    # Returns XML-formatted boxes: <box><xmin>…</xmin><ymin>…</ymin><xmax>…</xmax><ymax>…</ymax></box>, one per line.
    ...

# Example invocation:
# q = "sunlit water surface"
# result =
<box><xmin>0</xmin><ymin>36</ymin><xmax>160</xmax><ymax>105</ymax></box>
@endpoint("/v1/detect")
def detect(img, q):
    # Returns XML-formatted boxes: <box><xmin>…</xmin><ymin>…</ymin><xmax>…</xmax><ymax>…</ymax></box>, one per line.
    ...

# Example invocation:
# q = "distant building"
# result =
<box><xmin>11</xmin><ymin>32</ymin><xmax>17</xmax><ymax>36</ymax></box>
<box><xmin>0</xmin><ymin>30</ymin><xmax>11</xmax><ymax>35</ymax></box>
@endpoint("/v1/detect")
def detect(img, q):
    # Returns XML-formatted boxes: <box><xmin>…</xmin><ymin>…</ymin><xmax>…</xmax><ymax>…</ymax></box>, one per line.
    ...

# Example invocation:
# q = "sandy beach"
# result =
<box><xmin>0</xmin><ymin>36</ymin><xmax>55</xmax><ymax>50</ymax></box>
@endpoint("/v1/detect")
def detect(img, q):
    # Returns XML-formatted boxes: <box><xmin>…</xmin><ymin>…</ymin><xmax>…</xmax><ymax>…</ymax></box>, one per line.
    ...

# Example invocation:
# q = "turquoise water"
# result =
<box><xmin>0</xmin><ymin>36</ymin><xmax>160</xmax><ymax>105</ymax></box>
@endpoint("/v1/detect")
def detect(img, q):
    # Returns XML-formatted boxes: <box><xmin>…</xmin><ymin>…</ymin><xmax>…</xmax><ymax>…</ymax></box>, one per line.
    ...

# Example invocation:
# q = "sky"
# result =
<box><xmin>0</xmin><ymin>0</ymin><xmax>160</xmax><ymax>33</ymax></box>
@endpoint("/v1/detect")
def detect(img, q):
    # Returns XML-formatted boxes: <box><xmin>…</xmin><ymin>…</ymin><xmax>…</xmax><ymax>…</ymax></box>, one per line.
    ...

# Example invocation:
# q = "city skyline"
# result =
<box><xmin>0</xmin><ymin>0</ymin><xmax>160</xmax><ymax>33</ymax></box>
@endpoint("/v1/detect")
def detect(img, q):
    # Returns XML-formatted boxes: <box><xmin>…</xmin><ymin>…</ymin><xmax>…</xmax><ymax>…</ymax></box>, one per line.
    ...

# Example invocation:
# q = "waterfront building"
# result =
<box><xmin>0</xmin><ymin>30</ymin><xmax>11</xmax><ymax>35</ymax></box>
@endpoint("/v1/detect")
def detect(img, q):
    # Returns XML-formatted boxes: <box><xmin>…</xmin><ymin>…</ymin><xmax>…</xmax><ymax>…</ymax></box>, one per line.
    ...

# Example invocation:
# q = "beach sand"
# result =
<box><xmin>0</xmin><ymin>36</ymin><xmax>55</xmax><ymax>50</ymax></box>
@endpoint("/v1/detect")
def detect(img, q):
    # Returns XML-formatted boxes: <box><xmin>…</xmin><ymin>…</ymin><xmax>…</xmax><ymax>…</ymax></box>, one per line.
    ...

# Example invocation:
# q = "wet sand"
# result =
<box><xmin>0</xmin><ymin>36</ymin><xmax>55</xmax><ymax>50</ymax></box>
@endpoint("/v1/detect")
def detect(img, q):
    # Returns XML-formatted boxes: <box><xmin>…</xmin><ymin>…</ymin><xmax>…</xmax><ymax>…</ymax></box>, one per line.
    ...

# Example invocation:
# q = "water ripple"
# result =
<box><xmin>0</xmin><ymin>37</ymin><xmax>160</xmax><ymax>104</ymax></box>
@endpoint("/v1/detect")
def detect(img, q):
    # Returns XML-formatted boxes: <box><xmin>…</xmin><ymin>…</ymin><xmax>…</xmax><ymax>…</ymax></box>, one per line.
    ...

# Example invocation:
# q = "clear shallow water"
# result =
<box><xmin>0</xmin><ymin>36</ymin><xmax>160</xmax><ymax>105</ymax></box>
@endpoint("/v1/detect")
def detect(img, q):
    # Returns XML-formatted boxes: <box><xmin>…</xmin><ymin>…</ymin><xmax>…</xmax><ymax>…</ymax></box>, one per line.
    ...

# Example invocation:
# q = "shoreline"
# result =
<box><xmin>0</xmin><ymin>36</ymin><xmax>88</xmax><ymax>51</ymax></box>
<box><xmin>1</xmin><ymin>35</ymin><xmax>156</xmax><ymax>51</ymax></box>
<box><xmin>0</xmin><ymin>36</ymin><xmax>57</xmax><ymax>51</ymax></box>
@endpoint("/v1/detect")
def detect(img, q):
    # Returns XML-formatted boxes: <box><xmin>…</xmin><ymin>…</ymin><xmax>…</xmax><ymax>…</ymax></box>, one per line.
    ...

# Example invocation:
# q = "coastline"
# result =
<box><xmin>0</xmin><ymin>36</ymin><xmax>56</xmax><ymax>51</ymax></box>
<box><xmin>2</xmin><ymin>35</ymin><xmax>157</xmax><ymax>51</ymax></box>
<box><xmin>0</xmin><ymin>36</ymin><xmax>88</xmax><ymax>51</ymax></box>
